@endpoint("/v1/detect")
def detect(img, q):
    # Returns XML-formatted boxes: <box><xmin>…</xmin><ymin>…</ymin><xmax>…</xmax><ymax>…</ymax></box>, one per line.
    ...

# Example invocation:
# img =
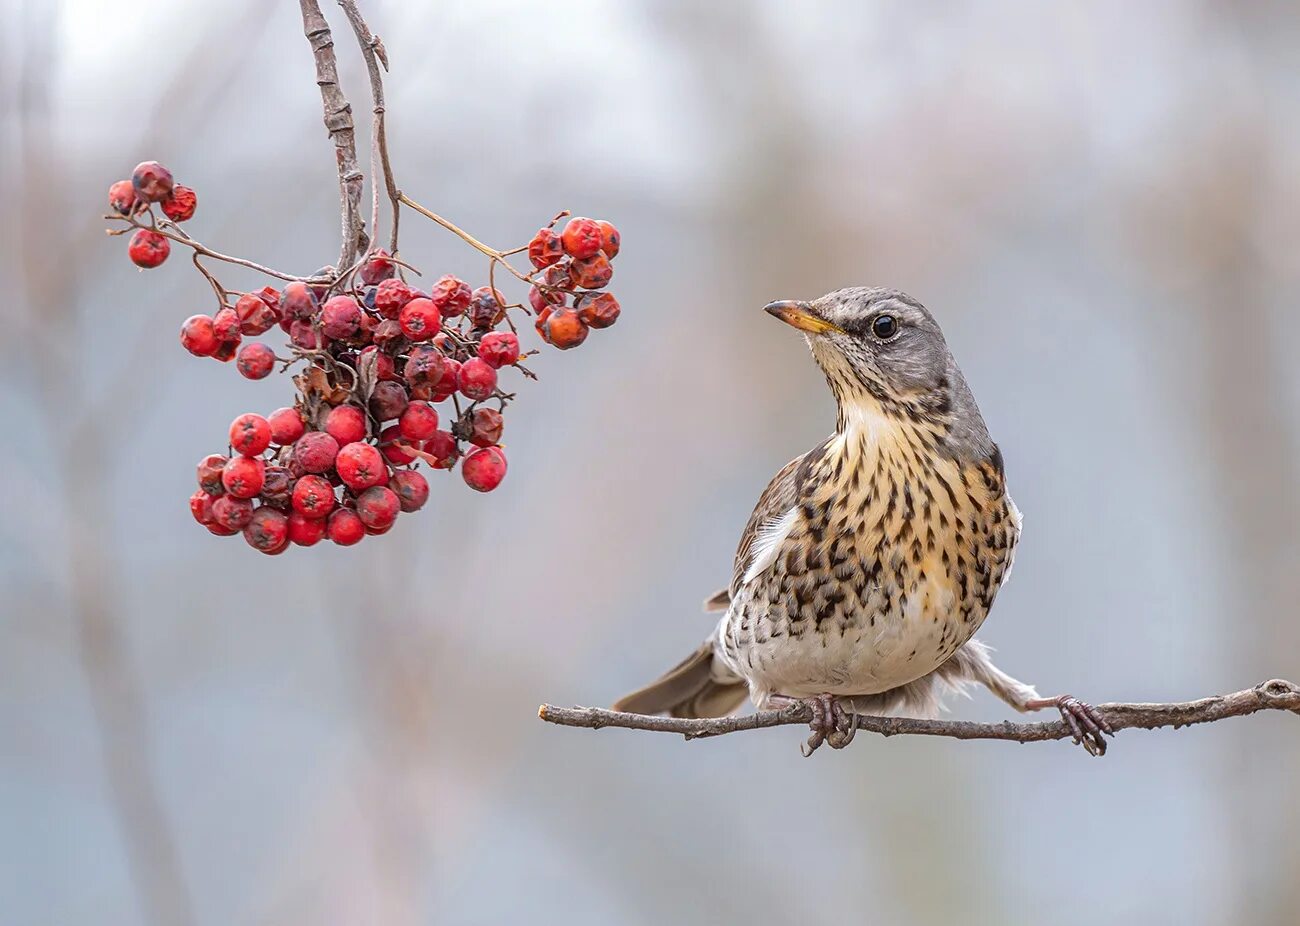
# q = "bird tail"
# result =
<box><xmin>612</xmin><ymin>641</ymin><xmax>748</xmax><ymax>719</ymax></box>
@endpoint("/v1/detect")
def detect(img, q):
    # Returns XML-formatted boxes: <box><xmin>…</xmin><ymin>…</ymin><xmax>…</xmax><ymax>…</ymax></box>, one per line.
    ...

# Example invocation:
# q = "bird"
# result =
<box><xmin>613</xmin><ymin>287</ymin><xmax>1111</xmax><ymax>756</ymax></box>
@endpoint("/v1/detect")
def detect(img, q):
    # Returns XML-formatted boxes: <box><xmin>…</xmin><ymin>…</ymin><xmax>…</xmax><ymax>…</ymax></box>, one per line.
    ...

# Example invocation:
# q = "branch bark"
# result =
<box><xmin>299</xmin><ymin>0</ymin><xmax>367</xmax><ymax>270</ymax></box>
<box><xmin>539</xmin><ymin>679</ymin><xmax>1300</xmax><ymax>748</ymax></box>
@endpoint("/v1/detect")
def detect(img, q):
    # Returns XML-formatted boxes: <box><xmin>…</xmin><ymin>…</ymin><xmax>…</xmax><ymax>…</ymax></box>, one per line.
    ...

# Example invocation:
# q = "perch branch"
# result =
<box><xmin>539</xmin><ymin>679</ymin><xmax>1300</xmax><ymax>748</ymax></box>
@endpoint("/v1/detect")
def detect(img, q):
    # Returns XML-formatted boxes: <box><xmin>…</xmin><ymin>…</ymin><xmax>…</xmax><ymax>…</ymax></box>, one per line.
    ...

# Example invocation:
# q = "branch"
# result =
<box><xmin>299</xmin><ymin>0</ymin><xmax>366</xmax><ymax>270</ymax></box>
<box><xmin>538</xmin><ymin>679</ymin><xmax>1300</xmax><ymax>751</ymax></box>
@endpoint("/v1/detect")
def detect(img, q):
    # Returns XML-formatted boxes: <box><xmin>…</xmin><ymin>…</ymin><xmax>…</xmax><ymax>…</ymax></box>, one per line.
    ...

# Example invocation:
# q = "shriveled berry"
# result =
<box><xmin>255</xmin><ymin>286</ymin><xmax>281</xmax><ymax>312</ymax></box>
<box><xmin>222</xmin><ymin>455</ymin><xmax>266</xmax><ymax>499</ymax></box>
<box><xmin>292</xmin><ymin>474</ymin><xmax>336</xmax><ymax>518</ymax></box>
<box><xmin>431</xmin><ymin>359</ymin><xmax>460</xmax><ymax>402</ymax></box>
<box><xmin>327</xmin><ymin>508</ymin><xmax>365</xmax><ymax>546</ymax></box>
<box><xmin>423</xmin><ymin>430</ymin><xmax>460</xmax><ymax>469</ymax></box>
<box><xmin>131</xmin><ymin>161</ymin><xmax>174</xmax><ymax>202</ymax></box>
<box><xmin>197</xmin><ymin>454</ymin><xmax>228</xmax><ymax>494</ymax></box>
<box><xmin>359</xmin><ymin>345</ymin><xmax>398</xmax><ymax>382</ymax></box>
<box><xmin>456</xmin><ymin>357</ymin><xmax>498</xmax><ymax>400</ymax></box>
<box><xmin>160</xmin><ymin>184</ymin><xmax>197</xmax><ymax>222</ymax></box>
<box><xmin>325</xmin><ymin>405</ymin><xmax>368</xmax><ymax>445</ymax></box>
<box><xmin>561</xmin><ymin>217</ymin><xmax>602</xmax><ymax>259</ymax></box>
<box><xmin>355</xmin><ymin>485</ymin><xmax>400</xmax><ymax>530</ymax></box>
<box><xmin>237</xmin><ymin>343</ymin><xmax>275</xmax><ymax>380</ymax></box>
<box><xmin>229</xmin><ymin>413</ymin><xmax>271</xmax><ymax>456</ymax></box>
<box><xmin>466</xmin><ymin>407</ymin><xmax>504</xmax><ymax>447</ymax></box>
<box><xmin>373</xmin><ymin>318</ymin><xmax>404</xmax><ymax>350</ymax></box>
<box><xmin>534</xmin><ymin>306</ymin><xmax>554</xmax><ymax>344</ymax></box>
<box><xmin>403</xmin><ymin>346</ymin><xmax>444</xmax><ymax>390</ymax></box>
<box><xmin>389</xmin><ymin>470</ymin><xmax>429</xmax><ymax>513</ymax></box>
<box><xmin>321</xmin><ymin>295</ymin><xmax>362</xmax><ymax>340</ymax></box>
<box><xmin>293</xmin><ymin>431</ymin><xmax>340</xmax><ymax>473</ymax></box>
<box><xmin>368</xmin><ymin>380</ymin><xmax>409</xmax><ymax>421</ymax></box>
<box><xmin>360</xmin><ymin>248</ymin><xmax>396</xmax><ymax>285</ymax></box>
<box><xmin>543</xmin><ymin>262</ymin><xmax>573</xmax><ymax>291</ymax></box>
<box><xmin>128</xmin><ymin>229</ymin><xmax>170</xmax><ymax>268</ymax></box>
<box><xmin>569</xmin><ymin>252</ymin><xmax>612</xmax><ymax>290</ymax></box>
<box><xmin>260</xmin><ymin>466</ymin><xmax>293</xmax><ymax>507</ymax></box>
<box><xmin>379</xmin><ymin>424</ymin><xmax>417</xmax><ymax>465</ymax></box>
<box><xmin>244</xmin><ymin>506</ymin><xmax>289</xmax><ymax>554</ymax></box>
<box><xmin>399</xmin><ymin>297</ymin><xmax>441</xmax><ymax>341</ymax></box>
<box><xmin>336</xmin><ymin>441</ymin><xmax>388</xmax><ymax>491</ymax></box>
<box><xmin>212</xmin><ymin>494</ymin><xmax>254</xmax><ymax>530</ymax></box>
<box><xmin>108</xmin><ymin>180</ymin><xmax>138</xmax><ymax>216</ymax></box>
<box><xmin>467</xmin><ymin>287</ymin><xmax>506</xmax><ymax>330</ymax></box>
<box><xmin>234</xmin><ymin>292</ymin><xmax>278</xmax><ymax>335</ymax></box>
<box><xmin>429</xmin><ymin>275</ymin><xmax>472</xmax><ymax>317</ymax></box>
<box><xmin>577</xmin><ymin>292</ymin><xmax>621</xmax><ymax>329</ymax></box>
<box><xmin>399</xmin><ymin>401</ymin><xmax>439</xmax><ymax>441</ymax></box>
<box><xmin>211</xmin><ymin>307</ymin><xmax>242</xmax><ymax>349</ymax></box>
<box><xmin>528</xmin><ymin>285</ymin><xmax>564</xmax><ymax>314</ymax></box>
<box><xmin>180</xmin><ymin>315</ymin><xmax>218</xmax><ymax>357</ymax></box>
<box><xmin>289</xmin><ymin>319</ymin><xmax>321</xmax><ymax>350</ymax></box>
<box><xmin>544</xmin><ymin>308</ymin><xmax>589</xmax><ymax>349</ymax></box>
<box><xmin>478</xmin><ymin>331</ymin><xmax>520</xmax><ymax>368</ymax></box>
<box><xmin>528</xmin><ymin>227</ymin><xmax>565</xmax><ymax>268</ymax></box>
<box><xmin>462</xmin><ymin>446</ymin><xmax>507</xmax><ymax>492</ymax></box>
<box><xmin>597</xmin><ymin>219</ymin><xmax>620</xmax><ymax>258</ymax></box>
<box><xmin>307</xmin><ymin>267</ymin><xmax>336</xmax><ymax>302</ymax></box>
<box><xmin>189</xmin><ymin>489</ymin><xmax>216</xmax><ymax>525</ymax></box>
<box><xmin>280</xmin><ymin>281</ymin><xmax>318</xmax><ymax>320</ymax></box>
<box><xmin>268</xmin><ymin>407</ymin><xmax>306</xmax><ymax>445</ymax></box>
<box><xmin>288</xmin><ymin>511</ymin><xmax>328</xmax><ymax>546</ymax></box>
<box><xmin>374</xmin><ymin>278</ymin><xmax>414</xmax><ymax>318</ymax></box>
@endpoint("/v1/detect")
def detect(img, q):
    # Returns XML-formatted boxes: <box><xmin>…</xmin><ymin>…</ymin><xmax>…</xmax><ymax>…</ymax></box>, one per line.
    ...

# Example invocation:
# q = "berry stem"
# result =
<box><xmin>397</xmin><ymin>192</ymin><xmax>535</xmax><ymax>286</ymax></box>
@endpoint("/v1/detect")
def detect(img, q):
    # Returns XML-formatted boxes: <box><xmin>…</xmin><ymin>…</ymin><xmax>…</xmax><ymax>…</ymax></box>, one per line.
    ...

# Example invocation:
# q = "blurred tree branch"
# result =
<box><xmin>539</xmin><ymin>679</ymin><xmax>1300</xmax><ymax>752</ymax></box>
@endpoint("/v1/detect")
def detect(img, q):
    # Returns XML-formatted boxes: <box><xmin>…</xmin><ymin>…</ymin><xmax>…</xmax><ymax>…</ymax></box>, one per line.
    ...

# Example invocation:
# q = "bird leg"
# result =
<box><xmin>768</xmin><ymin>693</ymin><xmax>859</xmax><ymax>756</ymax></box>
<box><xmin>1023</xmin><ymin>695</ymin><xmax>1113</xmax><ymax>757</ymax></box>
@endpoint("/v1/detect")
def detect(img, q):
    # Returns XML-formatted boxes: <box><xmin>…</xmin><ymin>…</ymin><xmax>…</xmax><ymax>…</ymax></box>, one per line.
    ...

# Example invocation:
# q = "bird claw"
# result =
<box><xmin>1053</xmin><ymin>695</ymin><xmax>1113</xmax><ymax>756</ymax></box>
<box><xmin>798</xmin><ymin>694</ymin><xmax>858</xmax><ymax>757</ymax></box>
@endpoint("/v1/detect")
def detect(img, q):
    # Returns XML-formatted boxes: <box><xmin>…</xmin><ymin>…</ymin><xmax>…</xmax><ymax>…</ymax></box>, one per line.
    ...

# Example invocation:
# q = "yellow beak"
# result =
<box><xmin>764</xmin><ymin>300</ymin><xmax>842</xmax><ymax>335</ymax></box>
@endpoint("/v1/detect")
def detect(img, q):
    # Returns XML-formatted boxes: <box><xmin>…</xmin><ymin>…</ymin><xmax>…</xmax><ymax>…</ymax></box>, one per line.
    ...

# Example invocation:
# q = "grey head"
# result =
<box><xmin>764</xmin><ymin>286</ymin><xmax>995</xmax><ymax>462</ymax></box>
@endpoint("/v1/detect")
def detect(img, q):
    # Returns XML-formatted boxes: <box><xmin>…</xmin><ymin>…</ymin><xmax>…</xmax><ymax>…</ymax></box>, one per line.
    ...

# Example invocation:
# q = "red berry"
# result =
<box><xmin>211</xmin><ymin>306</ymin><xmax>241</xmax><ymax>346</ymax></box>
<box><xmin>260</xmin><ymin>466</ymin><xmax>293</xmax><ymax>508</ymax></box>
<box><xmin>197</xmin><ymin>454</ymin><xmax>228</xmax><ymax>494</ymax></box>
<box><xmin>368</xmin><ymin>380</ymin><xmax>410</xmax><ymax>421</ymax></box>
<box><xmin>374</xmin><ymin>278</ymin><xmax>414</xmax><ymax>318</ymax></box>
<box><xmin>255</xmin><ymin>286</ymin><xmax>281</xmax><ymax>312</ymax></box>
<box><xmin>359</xmin><ymin>345</ymin><xmax>397</xmax><ymax>382</ymax></box>
<box><xmin>321</xmin><ymin>295</ymin><xmax>362</xmax><ymax>340</ymax></box>
<box><xmin>179</xmin><ymin>315</ymin><xmax>218</xmax><ymax>357</ymax></box>
<box><xmin>287</xmin><ymin>511</ymin><xmax>328</xmax><ymax>547</ymax></box>
<box><xmin>399</xmin><ymin>297</ymin><xmax>441</xmax><ymax>341</ymax></box>
<box><xmin>429</xmin><ymin>275</ymin><xmax>472</xmax><ymax>317</ymax></box>
<box><xmin>544</xmin><ymin>308</ymin><xmax>589</xmax><ymax>349</ymax></box>
<box><xmin>325</xmin><ymin>404</ymin><xmax>368</xmax><ymax>445</ymax></box>
<box><xmin>466</xmin><ymin>407</ymin><xmax>504</xmax><ymax>447</ymax></box>
<box><xmin>528</xmin><ymin>285</ymin><xmax>564</xmax><ymax>314</ymax></box>
<box><xmin>160</xmin><ymin>184</ymin><xmax>197</xmax><ymax>222</ymax></box>
<box><xmin>372</xmin><ymin>318</ymin><xmax>403</xmax><ymax>350</ymax></box>
<box><xmin>534</xmin><ymin>307</ymin><xmax>554</xmax><ymax>344</ymax></box>
<box><xmin>292</xmin><ymin>474</ymin><xmax>336</xmax><ymax>518</ymax></box>
<box><xmin>379</xmin><ymin>424</ymin><xmax>417</xmax><ymax>465</ymax></box>
<box><xmin>467</xmin><ymin>287</ymin><xmax>506</xmax><ymax>330</ymax></box>
<box><xmin>243</xmin><ymin>506</ymin><xmax>289</xmax><ymax>554</ymax></box>
<box><xmin>462</xmin><ymin>445</ymin><xmax>507</xmax><ymax>492</ymax></box>
<box><xmin>577</xmin><ymin>292</ymin><xmax>621</xmax><ymax>329</ymax></box>
<box><xmin>423</xmin><ymin>430</ymin><xmax>460</xmax><ymax>469</ymax></box>
<box><xmin>108</xmin><ymin>180</ymin><xmax>138</xmax><ymax>216</ymax></box>
<box><xmin>478</xmin><ymin>331</ymin><xmax>520</xmax><ymax>368</ymax></box>
<box><xmin>355</xmin><ymin>485</ymin><xmax>400</xmax><ymax>530</ymax></box>
<box><xmin>229</xmin><ymin>413</ymin><xmax>271</xmax><ymax>456</ymax></box>
<box><xmin>528</xmin><ymin>227</ymin><xmax>565</xmax><ymax>268</ymax></box>
<box><xmin>288</xmin><ymin>318</ymin><xmax>321</xmax><ymax>350</ymax></box>
<box><xmin>268</xmin><ymin>407</ymin><xmax>306</xmax><ymax>445</ymax></box>
<box><xmin>432</xmin><ymin>359</ymin><xmax>461</xmax><ymax>402</ymax></box>
<box><xmin>128</xmin><ymin>229</ymin><xmax>169</xmax><ymax>268</ymax></box>
<box><xmin>293</xmin><ymin>431</ymin><xmax>340</xmax><ymax>473</ymax></box>
<box><xmin>560</xmin><ymin>217</ymin><xmax>602</xmax><ymax>259</ymax></box>
<box><xmin>569</xmin><ymin>252</ymin><xmax>612</xmax><ymax>290</ymax></box>
<box><xmin>597</xmin><ymin>220</ymin><xmax>620</xmax><ymax>258</ymax></box>
<box><xmin>360</xmin><ymin>248</ymin><xmax>396</xmax><ymax>285</ymax></box>
<box><xmin>234</xmin><ymin>292</ymin><xmax>278</xmax><ymax>336</ymax></box>
<box><xmin>280</xmin><ymin>281</ymin><xmax>318</xmax><ymax>320</ymax></box>
<box><xmin>457</xmin><ymin>357</ymin><xmax>497</xmax><ymax>400</ymax></box>
<box><xmin>336</xmin><ymin>441</ymin><xmax>388</xmax><ymax>491</ymax></box>
<box><xmin>189</xmin><ymin>489</ymin><xmax>216</xmax><ymax>525</ymax></box>
<box><xmin>399</xmin><ymin>401</ymin><xmax>439</xmax><ymax>441</ymax></box>
<box><xmin>236</xmin><ymin>343</ymin><xmax>275</xmax><ymax>380</ymax></box>
<box><xmin>131</xmin><ymin>161</ymin><xmax>174</xmax><ymax>202</ymax></box>
<box><xmin>211</xmin><ymin>495</ymin><xmax>254</xmax><ymax>530</ymax></box>
<box><xmin>403</xmin><ymin>346</ymin><xmax>445</xmax><ymax>390</ymax></box>
<box><xmin>222</xmin><ymin>455</ymin><xmax>266</xmax><ymax>499</ymax></box>
<box><xmin>327</xmin><ymin>508</ymin><xmax>366</xmax><ymax>546</ymax></box>
<box><xmin>389</xmin><ymin>470</ymin><xmax>429</xmax><ymax>513</ymax></box>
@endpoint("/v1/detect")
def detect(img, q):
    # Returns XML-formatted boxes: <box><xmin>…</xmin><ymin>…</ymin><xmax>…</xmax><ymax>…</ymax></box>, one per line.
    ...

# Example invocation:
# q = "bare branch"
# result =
<box><xmin>299</xmin><ymin>0</ymin><xmax>367</xmax><ymax>270</ymax></box>
<box><xmin>539</xmin><ymin>679</ymin><xmax>1300</xmax><ymax>750</ymax></box>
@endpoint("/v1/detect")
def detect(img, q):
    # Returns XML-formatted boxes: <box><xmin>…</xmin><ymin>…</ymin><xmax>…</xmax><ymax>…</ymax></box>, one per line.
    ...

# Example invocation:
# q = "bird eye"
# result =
<box><xmin>871</xmin><ymin>314</ymin><xmax>899</xmax><ymax>340</ymax></box>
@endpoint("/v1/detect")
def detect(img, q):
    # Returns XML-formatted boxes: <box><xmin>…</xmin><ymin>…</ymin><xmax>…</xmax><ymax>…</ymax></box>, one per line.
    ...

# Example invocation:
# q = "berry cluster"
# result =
<box><xmin>108</xmin><ymin>160</ymin><xmax>624</xmax><ymax>553</ymax></box>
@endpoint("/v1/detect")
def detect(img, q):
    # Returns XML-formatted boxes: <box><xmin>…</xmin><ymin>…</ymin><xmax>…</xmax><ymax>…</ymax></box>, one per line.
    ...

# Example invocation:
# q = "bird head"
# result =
<box><xmin>765</xmin><ymin>287</ymin><xmax>992</xmax><ymax>453</ymax></box>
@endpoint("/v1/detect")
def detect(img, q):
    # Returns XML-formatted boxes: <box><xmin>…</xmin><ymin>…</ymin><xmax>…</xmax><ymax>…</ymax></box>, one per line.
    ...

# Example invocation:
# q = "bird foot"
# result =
<box><xmin>1027</xmin><ymin>694</ymin><xmax>1113</xmax><ymax>756</ymax></box>
<box><xmin>774</xmin><ymin>694</ymin><xmax>858</xmax><ymax>756</ymax></box>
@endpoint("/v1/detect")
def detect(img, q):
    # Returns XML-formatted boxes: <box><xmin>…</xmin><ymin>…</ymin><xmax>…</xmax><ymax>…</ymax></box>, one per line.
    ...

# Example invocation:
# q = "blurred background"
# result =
<box><xmin>3</xmin><ymin>1</ymin><xmax>1299</xmax><ymax>924</ymax></box>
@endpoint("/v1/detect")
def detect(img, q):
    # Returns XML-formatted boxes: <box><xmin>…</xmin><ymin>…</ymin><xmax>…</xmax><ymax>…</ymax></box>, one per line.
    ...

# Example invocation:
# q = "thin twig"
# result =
<box><xmin>398</xmin><ymin>192</ymin><xmax>535</xmax><ymax>285</ymax></box>
<box><xmin>539</xmin><ymin>679</ymin><xmax>1300</xmax><ymax>748</ymax></box>
<box><xmin>106</xmin><ymin>212</ymin><xmax>311</xmax><ymax>283</ymax></box>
